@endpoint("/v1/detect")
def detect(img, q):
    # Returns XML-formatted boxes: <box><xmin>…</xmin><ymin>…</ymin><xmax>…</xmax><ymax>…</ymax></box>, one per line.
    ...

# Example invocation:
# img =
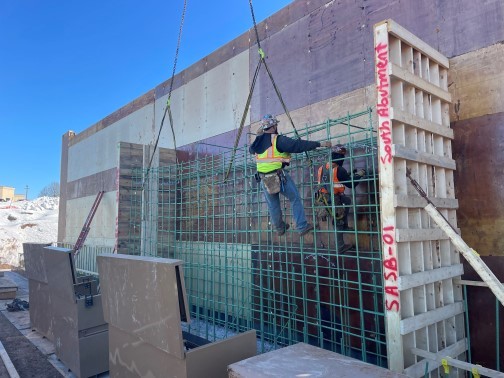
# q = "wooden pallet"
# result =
<box><xmin>0</xmin><ymin>276</ymin><xmax>18</xmax><ymax>300</ymax></box>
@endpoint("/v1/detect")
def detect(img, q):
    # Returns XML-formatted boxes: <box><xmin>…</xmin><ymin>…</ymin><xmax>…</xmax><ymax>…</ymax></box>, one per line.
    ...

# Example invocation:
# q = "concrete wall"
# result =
<box><xmin>450</xmin><ymin>42</ymin><xmax>504</xmax><ymax>255</ymax></box>
<box><xmin>59</xmin><ymin>0</ymin><xmax>504</xmax><ymax>250</ymax></box>
<box><xmin>153</xmin><ymin>51</ymin><xmax>250</xmax><ymax>148</ymax></box>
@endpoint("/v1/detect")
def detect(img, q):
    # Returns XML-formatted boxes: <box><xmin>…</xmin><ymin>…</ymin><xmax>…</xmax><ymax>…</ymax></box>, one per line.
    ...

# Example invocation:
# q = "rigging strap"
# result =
<box><xmin>224</xmin><ymin>0</ymin><xmax>312</xmax><ymax>181</ymax></box>
<box><xmin>143</xmin><ymin>0</ymin><xmax>187</xmax><ymax>189</ymax></box>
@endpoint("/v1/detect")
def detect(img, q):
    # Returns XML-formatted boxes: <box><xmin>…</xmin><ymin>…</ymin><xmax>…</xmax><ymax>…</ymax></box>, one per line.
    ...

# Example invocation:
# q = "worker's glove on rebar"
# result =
<box><xmin>354</xmin><ymin>169</ymin><xmax>366</xmax><ymax>177</ymax></box>
<box><xmin>319</xmin><ymin>141</ymin><xmax>332</xmax><ymax>148</ymax></box>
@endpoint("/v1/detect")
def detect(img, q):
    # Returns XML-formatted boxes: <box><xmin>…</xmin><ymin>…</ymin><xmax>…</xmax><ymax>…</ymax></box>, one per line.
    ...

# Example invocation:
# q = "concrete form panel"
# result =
<box><xmin>251</xmin><ymin>85</ymin><xmax>377</xmax><ymax>143</ymax></box>
<box><xmin>23</xmin><ymin>243</ymin><xmax>50</xmax><ymax>283</ymax></box>
<box><xmin>66</xmin><ymin>0</ymin><xmax>504</xmax><ymax>146</ymax></box>
<box><xmin>452</xmin><ymin>112</ymin><xmax>504</xmax><ymax>256</ymax></box>
<box><xmin>250</xmin><ymin>17</ymin><xmax>311</xmax><ymax>121</ymax></box>
<box><xmin>448</xmin><ymin>43</ymin><xmax>504</xmax><ymax>122</ymax></box>
<box><xmin>68</xmin><ymin>104</ymin><xmax>154</xmax><ymax>182</ymax></box>
<box><xmin>97</xmin><ymin>254</ymin><xmax>188</xmax><ymax>358</ymax></box>
<box><xmin>66</xmin><ymin>168</ymin><xmax>117</xmax><ymax>200</ymax></box>
<box><xmin>107</xmin><ymin>324</ymin><xmax>187</xmax><ymax>378</ymax></box>
<box><xmin>185</xmin><ymin>330</ymin><xmax>256</xmax><ymax>378</ymax></box>
<box><xmin>251</xmin><ymin>0</ymin><xmax>504</xmax><ymax>123</ymax></box>
<box><xmin>154</xmin><ymin>50</ymin><xmax>250</xmax><ymax>150</ymax></box>
<box><xmin>205</xmin><ymin>32</ymin><xmax>250</xmax><ymax>71</ymax></box>
<box><xmin>44</xmin><ymin>246</ymin><xmax>108</xmax><ymax>377</ymax></box>
<box><xmin>59</xmin><ymin>131</ymin><xmax>74</xmax><ymax>243</ymax></box>
<box><xmin>364</xmin><ymin>0</ymin><xmax>504</xmax><ymax>60</ymax></box>
<box><xmin>205</xmin><ymin>51</ymin><xmax>249</xmax><ymax>140</ymax></box>
<box><xmin>64</xmin><ymin>191</ymin><xmax>117</xmax><ymax>246</ymax></box>
<box><xmin>97</xmin><ymin>254</ymin><xmax>256</xmax><ymax>378</ymax></box>
<box><xmin>70</xmin><ymin>89</ymin><xmax>155</xmax><ymax>146</ymax></box>
<box><xmin>23</xmin><ymin>243</ymin><xmax>54</xmax><ymax>341</ymax></box>
<box><xmin>374</xmin><ymin>20</ymin><xmax>465</xmax><ymax>377</ymax></box>
<box><xmin>178</xmin><ymin>125</ymin><xmax>250</xmax><ymax>162</ymax></box>
<box><xmin>183</xmin><ymin>73</ymin><xmax>206</xmax><ymax>145</ymax></box>
<box><xmin>117</xmin><ymin>142</ymin><xmax>144</xmax><ymax>255</ymax></box>
<box><xmin>153</xmin><ymin>85</ymin><xmax>184</xmax><ymax>151</ymax></box>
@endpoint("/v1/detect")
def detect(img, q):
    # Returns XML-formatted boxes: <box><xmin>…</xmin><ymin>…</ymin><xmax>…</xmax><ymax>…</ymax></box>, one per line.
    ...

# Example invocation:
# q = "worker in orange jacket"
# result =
<box><xmin>316</xmin><ymin>145</ymin><xmax>365</xmax><ymax>253</ymax></box>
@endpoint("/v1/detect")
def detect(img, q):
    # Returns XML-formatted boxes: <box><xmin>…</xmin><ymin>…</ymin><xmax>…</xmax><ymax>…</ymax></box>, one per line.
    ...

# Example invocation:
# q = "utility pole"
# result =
<box><xmin>25</xmin><ymin>185</ymin><xmax>29</xmax><ymax>200</ymax></box>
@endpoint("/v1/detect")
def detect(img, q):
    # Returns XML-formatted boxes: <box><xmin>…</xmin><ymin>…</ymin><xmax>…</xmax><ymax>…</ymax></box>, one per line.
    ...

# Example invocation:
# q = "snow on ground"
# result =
<box><xmin>0</xmin><ymin>197</ymin><xmax>59</xmax><ymax>267</ymax></box>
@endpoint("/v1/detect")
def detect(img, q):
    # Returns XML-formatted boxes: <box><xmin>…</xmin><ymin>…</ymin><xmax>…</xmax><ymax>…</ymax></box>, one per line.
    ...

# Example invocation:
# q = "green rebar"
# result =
<box><xmin>125</xmin><ymin>108</ymin><xmax>387</xmax><ymax>362</ymax></box>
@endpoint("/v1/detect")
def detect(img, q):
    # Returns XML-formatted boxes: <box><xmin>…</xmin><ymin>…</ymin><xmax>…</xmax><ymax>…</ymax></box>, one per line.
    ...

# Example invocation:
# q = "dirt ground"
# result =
<box><xmin>0</xmin><ymin>310</ymin><xmax>61</xmax><ymax>377</ymax></box>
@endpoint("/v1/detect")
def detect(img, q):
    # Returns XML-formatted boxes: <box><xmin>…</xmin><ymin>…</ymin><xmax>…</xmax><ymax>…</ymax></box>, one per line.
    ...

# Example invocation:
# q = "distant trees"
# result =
<box><xmin>39</xmin><ymin>182</ymin><xmax>60</xmax><ymax>197</ymax></box>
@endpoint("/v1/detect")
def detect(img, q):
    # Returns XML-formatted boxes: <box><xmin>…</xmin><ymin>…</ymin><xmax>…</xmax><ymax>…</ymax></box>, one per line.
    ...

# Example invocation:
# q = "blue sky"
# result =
<box><xmin>0</xmin><ymin>0</ymin><xmax>291</xmax><ymax>199</ymax></box>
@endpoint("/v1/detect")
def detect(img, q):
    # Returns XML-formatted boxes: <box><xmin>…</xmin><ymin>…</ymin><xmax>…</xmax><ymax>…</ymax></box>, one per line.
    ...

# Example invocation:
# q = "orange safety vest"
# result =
<box><xmin>255</xmin><ymin>135</ymin><xmax>291</xmax><ymax>173</ymax></box>
<box><xmin>317</xmin><ymin>163</ymin><xmax>345</xmax><ymax>194</ymax></box>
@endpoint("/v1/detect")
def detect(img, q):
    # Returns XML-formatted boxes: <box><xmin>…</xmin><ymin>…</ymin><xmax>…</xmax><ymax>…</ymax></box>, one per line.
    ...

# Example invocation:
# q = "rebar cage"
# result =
<box><xmin>125</xmin><ymin>108</ymin><xmax>388</xmax><ymax>365</ymax></box>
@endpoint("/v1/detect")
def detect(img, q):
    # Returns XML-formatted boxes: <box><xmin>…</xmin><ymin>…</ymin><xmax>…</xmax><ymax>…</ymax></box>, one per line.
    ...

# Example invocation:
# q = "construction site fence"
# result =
<box><xmin>58</xmin><ymin>243</ymin><xmax>114</xmax><ymax>276</ymax></box>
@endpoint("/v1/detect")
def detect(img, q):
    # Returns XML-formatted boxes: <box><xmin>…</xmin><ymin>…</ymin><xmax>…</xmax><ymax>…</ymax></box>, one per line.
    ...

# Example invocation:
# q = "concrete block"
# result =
<box><xmin>228</xmin><ymin>343</ymin><xmax>410</xmax><ymax>378</ymax></box>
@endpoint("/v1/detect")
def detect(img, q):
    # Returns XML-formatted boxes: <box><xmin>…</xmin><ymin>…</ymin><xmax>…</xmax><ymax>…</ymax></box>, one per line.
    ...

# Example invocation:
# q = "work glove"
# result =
<box><xmin>353</xmin><ymin>168</ymin><xmax>366</xmax><ymax>177</ymax></box>
<box><xmin>319</xmin><ymin>141</ymin><xmax>332</xmax><ymax>148</ymax></box>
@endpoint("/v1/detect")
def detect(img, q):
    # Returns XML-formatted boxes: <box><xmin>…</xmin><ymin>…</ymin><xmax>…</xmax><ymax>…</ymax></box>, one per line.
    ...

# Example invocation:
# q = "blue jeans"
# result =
<box><xmin>261</xmin><ymin>170</ymin><xmax>308</xmax><ymax>231</ymax></box>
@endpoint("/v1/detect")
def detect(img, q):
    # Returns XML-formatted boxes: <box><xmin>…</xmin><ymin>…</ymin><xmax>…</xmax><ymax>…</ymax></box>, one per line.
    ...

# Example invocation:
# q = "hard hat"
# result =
<box><xmin>331</xmin><ymin>151</ymin><xmax>344</xmax><ymax>162</ymax></box>
<box><xmin>261</xmin><ymin>114</ymin><xmax>279</xmax><ymax>130</ymax></box>
<box><xmin>332</xmin><ymin>144</ymin><xmax>347</xmax><ymax>162</ymax></box>
<box><xmin>334</xmin><ymin>144</ymin><xmax>347</xmax><ymax>155</ymax></box>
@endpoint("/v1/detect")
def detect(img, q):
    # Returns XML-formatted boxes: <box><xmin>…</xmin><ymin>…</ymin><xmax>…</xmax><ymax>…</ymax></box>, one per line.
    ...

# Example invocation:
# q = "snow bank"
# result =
<box><xmin>19</xmin><ymin>196</ymin><xmax>59</xmax><ymax>211</ymax></box>
<box><xmin>0</xmin><ymin>197</ymin><xmax>59</xmax><ymax>267</ymax></box>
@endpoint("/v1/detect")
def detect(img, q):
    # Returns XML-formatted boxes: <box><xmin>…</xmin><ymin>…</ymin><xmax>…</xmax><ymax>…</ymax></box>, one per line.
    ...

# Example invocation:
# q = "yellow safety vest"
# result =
<box><xmin>256</xmin><ymin>135</ymin><xmax>291</xmax><ymax>173</ymax></box>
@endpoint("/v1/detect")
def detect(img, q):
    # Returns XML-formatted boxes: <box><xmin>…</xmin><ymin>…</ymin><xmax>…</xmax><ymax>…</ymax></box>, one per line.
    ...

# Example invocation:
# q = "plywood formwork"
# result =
<box><xmin>374</xmin><ymin>20</ymin><xmax>465</xmax><ymax>377</ymax></box>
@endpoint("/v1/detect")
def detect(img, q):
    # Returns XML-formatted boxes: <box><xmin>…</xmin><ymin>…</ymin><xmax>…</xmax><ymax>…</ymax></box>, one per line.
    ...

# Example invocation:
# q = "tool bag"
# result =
<box><xmin>262</xmin><ymin>172</ymin><xmax>281</xmax><ymax>194</ymax></box>
<box><xmin>315</xmin><ymin>191</ymin><xmax>345</xmax><ymax>222</ymax></box>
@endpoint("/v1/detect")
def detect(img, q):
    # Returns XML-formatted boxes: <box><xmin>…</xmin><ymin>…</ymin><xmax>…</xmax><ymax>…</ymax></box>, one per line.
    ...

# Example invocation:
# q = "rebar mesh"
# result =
<box><xmin>127</xmin><ymin>109</ymin><xmax>387</xmax><ymax>365</ymax></box>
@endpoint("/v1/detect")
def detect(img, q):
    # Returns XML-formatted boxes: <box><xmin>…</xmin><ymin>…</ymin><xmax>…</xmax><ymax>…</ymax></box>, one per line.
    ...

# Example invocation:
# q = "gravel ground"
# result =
<box><xmin>0</xmin><ymin>311</ymin><xmax>62</xmax><ymax>377</ymax></box>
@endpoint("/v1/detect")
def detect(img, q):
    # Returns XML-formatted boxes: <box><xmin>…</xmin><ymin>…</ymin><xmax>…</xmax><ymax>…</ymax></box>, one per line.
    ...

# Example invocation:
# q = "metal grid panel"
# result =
<box><xmin>374</xmin><ymin>20</ymin><xmax>465</xmax><ymax>377</ymax></box>
<box><xmin>127</xmin><ymin>109</ymin><xmax>389</xmax><ymax>366</ymax></box>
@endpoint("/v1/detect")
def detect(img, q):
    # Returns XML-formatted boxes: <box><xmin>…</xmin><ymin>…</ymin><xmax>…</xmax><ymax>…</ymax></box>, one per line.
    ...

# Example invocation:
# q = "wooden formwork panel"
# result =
<box><xmin>374</xmin><ymin>20</ymin><xmax>465</xmax><ymax>377</ymax></box>
<box><xmin>117</xmin><ymin>142</ymin><xmax>144</xmax><ymax>255</ymax></box>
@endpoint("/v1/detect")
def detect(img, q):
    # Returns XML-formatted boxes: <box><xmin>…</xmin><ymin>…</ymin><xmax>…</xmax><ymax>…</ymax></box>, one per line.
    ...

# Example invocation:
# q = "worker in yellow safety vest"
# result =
<box><xmin>249</xmin><ymin>114</ymin><xmax>331</xmax><ymax>236</ymax></box>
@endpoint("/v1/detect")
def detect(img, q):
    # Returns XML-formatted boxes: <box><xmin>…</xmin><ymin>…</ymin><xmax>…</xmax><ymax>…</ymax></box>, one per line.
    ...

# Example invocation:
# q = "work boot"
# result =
<box><xmin>277</xmin><ymin>222</ymin><xmax>290</xmax><ymax>236</ymax></box>
<box><xmin>339</xmin><ymin>244</ymin><xmax>352</xmax><ymax>254</ymax></box>
<box><xmin>299</xmin><ymin>223</ymin><xmax>314</xmax><ymax>237</ymax></box>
